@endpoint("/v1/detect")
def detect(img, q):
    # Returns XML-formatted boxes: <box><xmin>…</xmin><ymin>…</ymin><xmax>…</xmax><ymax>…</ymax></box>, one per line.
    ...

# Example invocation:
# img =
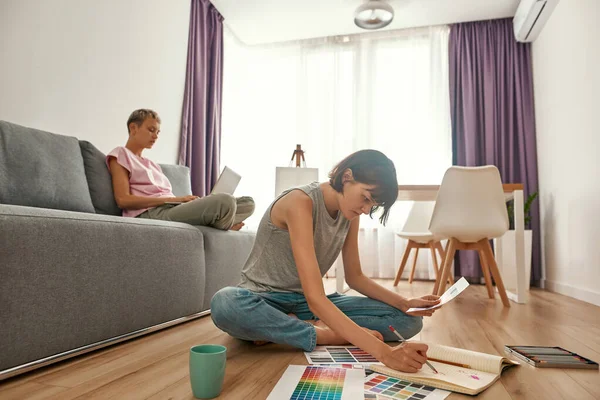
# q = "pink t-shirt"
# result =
<box><xmin>106</xmin><ymin>146</ymin><xmax>175</xmax><ymax>218</ymax></box>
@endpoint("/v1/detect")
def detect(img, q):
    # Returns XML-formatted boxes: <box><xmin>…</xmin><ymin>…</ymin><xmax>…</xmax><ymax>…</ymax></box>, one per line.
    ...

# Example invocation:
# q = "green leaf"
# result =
<box><xmin>506</xmin><ymin>191</ymin><xmax>537</xmax><ymax>230</ymax></box>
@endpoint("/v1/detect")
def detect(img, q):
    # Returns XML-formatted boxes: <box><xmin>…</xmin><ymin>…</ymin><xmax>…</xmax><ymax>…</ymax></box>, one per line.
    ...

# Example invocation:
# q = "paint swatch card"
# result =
<box><xmin>305</xmin><ymin>346</ymin><xmax>382</xmax><ymax>365</ymax></box>
<box><xmin>267</xmin><ymin>365</ymin><xmax>364</xmax><ymax>400</ymax></box>
<box><xmin>364</xmin><ymin>374</ymin><xmax>450</xmax><ymax>400</ymax></box>
<box><xmin>364</xmin><ymin>394</ymin><xmax>393</xmax><ymax>400</ymax></box>
<box><xmin>407</xmin><ymin>277</ymin><xmax>469</xmax><ymax>312</ymax></box>
<box><xmin>314</xmin><ymin>364</ymin><xmax>369</xmax><ymax>371</ymax></box>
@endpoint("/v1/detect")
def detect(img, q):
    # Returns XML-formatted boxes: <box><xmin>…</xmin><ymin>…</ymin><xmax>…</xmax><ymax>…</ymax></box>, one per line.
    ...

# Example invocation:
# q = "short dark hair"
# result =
<box><xmin>126</xmin><ymin>109</ymin><xmax>161</xmax><ymax>133</ymax></box>
<box><xmin>329</xmin><ymin>149</ymin><xmax>398</xmax><ymax>225</ymax></box>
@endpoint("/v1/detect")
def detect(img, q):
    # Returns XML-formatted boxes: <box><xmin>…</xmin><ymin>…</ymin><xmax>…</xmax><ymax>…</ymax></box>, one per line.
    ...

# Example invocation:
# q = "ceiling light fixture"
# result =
<box><xmin>354</xmin><ymin>0</ymin><xmax>395</xmax><ymax>30</ymax></box>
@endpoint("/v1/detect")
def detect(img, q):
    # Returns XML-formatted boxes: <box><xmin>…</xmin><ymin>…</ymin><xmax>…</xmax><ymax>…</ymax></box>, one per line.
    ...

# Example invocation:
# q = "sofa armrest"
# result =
<box><xmin>194</xmin><ymin>225</ymin><xmax>256</xmax><ymax>309</ymax></box>
<box><xmin>0</xmin><ymin>205</ymin><xmax>206</xmax><ymax>372</ymax></box>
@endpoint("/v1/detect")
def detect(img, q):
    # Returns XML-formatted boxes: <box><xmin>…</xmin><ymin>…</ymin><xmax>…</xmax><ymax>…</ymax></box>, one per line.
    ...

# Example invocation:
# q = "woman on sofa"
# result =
<box><xmin>211</xmin><ymin>149</ymin><xmax>441</xmax><ymax>373</ymax></box>
<box><xmin>106</xmin><ymin>109</ymin><xmax>254</xmax><ymax>230</ymax></box>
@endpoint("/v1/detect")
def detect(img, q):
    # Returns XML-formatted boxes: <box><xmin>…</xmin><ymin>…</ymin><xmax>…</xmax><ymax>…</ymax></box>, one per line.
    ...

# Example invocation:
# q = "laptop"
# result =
<box><xmin>210</xmin><ymin>166</ymin><xmax>241</xmax><ymax>195</ymax></box>
<box><xmin>165</xmin><ymin>166</ymin><xmax>241</xmax><ymax>205</ymax></box>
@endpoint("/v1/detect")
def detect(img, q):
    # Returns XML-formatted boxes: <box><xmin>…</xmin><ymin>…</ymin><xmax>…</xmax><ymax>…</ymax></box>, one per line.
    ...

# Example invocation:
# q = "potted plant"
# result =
<box><xmin>494</xmin><ymin>192</ymin><xmax>538</xmax><ymax>290</ymax></box>
<box><xmin>507</xmin><ymin>192</ymin><xmax>538</xmax><ymax>230</ymax></box>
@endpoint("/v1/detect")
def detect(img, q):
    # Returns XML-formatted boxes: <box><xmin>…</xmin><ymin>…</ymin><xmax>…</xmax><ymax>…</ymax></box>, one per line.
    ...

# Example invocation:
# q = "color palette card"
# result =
<box><xmin>267</xmin><ymin>365</ymin><xmax>364</xmax><ymax>400</ymax></box>
<box><xmin>364</xmin><ymin>373</ymin><xmax>450</xmax><ymax>400</ymax></box>
<box><xmin>315</xmin><ymin>364</ymin><xmax>368</xmax><ymax>371</ymax></box>
<box><xmin>305</xmin><ymin>346</ymin><xmax>382</xmax><ymax>365</ymax></box>
<box><xmin>407</xmin><ymin>277</ymin><xmax>469</xmax><ymax>312</ymax></box>
<box><xmin>364</xmin><ymin>393</ymin><xmax>395</xmax><ymax>400</ymax></box>
<box><xmin>316</xmin><ymin>363</ymin><xmax>376</xmax><ymax>379</ymax></box>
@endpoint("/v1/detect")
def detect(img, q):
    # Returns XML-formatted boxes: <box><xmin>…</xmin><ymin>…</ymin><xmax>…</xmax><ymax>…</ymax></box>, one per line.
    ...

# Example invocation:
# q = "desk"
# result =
<box><xmin>335</xmin><ymin>183</ymin><xmax>528</xmax><ymax>304</ymax></box>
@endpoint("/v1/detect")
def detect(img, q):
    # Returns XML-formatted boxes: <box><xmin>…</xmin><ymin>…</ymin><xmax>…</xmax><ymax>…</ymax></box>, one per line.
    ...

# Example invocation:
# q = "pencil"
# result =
<box><xmin>388</xmin><ymin>325</ymin><xmax>438</xmax><ymax>374</ymax></box>
<box><xmin>428</xmin><ymin>357</ymin><xmax>471</xmax><ymax>369</ymax></box>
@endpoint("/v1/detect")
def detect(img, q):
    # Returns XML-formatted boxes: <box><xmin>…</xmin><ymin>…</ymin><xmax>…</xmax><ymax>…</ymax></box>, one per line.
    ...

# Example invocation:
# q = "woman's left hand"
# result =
<box><xmin>401</xmin><ymin>295</ymin><xmax>441</xmax><ymax>317</ymax></box>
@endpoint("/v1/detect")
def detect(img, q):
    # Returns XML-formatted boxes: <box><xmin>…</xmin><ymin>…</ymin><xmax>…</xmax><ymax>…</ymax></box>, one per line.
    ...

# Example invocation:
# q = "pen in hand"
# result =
<box><xmin>388</xmin><ymin>325</ymin><xmax>438</xmax><ymax>374</ymax></box>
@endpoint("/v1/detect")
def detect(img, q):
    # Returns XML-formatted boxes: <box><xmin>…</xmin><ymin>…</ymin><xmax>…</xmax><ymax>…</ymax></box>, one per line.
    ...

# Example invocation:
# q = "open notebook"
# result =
<box><xmin>369</xmin><ymin>344</ymin><xmax>519</xmax><ymax>395</ymax></box>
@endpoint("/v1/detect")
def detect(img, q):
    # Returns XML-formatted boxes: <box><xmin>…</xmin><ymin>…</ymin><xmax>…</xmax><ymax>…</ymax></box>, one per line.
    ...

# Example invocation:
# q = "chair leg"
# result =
<box><xmin>393</xmin><ymin>241</ymin><xmax>413</xmax><ymax>286</ymax></box>
<box><xmin>435</xmin><ymin>242</ymin><xmax>445</xmax><ymax>268</ymax></box>
<box><xmin>479</xmin><ymin>239</ymin><xmax>510</xmax><ymax>307</ymax></box>
<box><xmin>409</xmin><ymin>248</ymin><xmax>420</xmax><ymax>284</ymax></box>
<box><xmin>477</xmin><ymin>247</ymin><xmax>495</xmax><ymax>299</ymax></box>
<box><xmin>433</xmin><ymin>242</ymin><xmax>445</xmax><ymax>295</ymax></box>
<box><xmin>429</xmin><ymin>243</ymin><xmax>439</xmax><ymax>283</ymax></box>
<box><xmin>435</xmin><ymin>242</ymin><xmax>453</xmax><ymax>285</ymax></box>
<box><xmin>435</xmin><ymin>239</ymin><xmax>457</xmax><ymax>295</ymax></box>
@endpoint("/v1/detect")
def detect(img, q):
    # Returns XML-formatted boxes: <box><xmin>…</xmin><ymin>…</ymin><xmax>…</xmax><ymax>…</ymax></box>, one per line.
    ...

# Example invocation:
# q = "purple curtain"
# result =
<box><xmin>449</xmin><ymin>18</ymin><xmax>541</xmax><ymax>285</ymax></box>
<box><xmin>179</xmin><ymin>0</ymin><xmax>224</xmax><ymax>196</ymax></box>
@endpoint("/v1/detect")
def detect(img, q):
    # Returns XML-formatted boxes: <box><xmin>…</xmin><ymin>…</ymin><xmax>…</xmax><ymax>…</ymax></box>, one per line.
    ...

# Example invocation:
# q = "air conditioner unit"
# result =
<box><xmin>513</xmin><ymin>0</ymin><xmax>559</xmax><ymax>42</ymax></box>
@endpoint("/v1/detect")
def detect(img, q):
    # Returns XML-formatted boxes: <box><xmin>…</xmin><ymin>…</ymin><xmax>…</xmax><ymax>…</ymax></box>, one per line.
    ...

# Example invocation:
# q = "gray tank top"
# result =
<box><xmin>239</xmin><ymin>182</ymin><xmax>351</xmax><ymax>293</ymax></box>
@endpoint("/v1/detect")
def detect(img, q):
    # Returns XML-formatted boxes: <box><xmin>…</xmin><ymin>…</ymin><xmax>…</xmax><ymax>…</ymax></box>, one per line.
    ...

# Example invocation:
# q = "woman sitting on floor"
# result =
<box><xmin>211</xmin><ymin>149</ymin><xmax>440</xmax><ymax>372</ymax></box>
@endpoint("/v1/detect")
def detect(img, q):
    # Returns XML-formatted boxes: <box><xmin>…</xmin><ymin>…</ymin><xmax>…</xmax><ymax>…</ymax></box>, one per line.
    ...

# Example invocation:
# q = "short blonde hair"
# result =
<box><xmin>126</xmin><ymin>109</ymin><xmax>161</xmax><ymax>133</ymax></box>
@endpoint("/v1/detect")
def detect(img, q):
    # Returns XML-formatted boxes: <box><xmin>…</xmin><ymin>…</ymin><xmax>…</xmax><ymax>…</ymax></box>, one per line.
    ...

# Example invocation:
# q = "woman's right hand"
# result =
<box><xmin>379</xmin><ymin>342</ymin><xmax>429</xmax><ymax>373</ymax></box>
<box><xmin>170</xmin><ymin>195</ymin><xmax>199</xmax><ymax>203</ymax></box>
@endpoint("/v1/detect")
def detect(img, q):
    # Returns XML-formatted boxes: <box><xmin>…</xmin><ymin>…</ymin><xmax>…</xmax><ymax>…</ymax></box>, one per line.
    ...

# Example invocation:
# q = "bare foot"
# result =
<box><xmin>230</xmin><ymin>222</ymin><xmax>244</xmax><ymax>231</ymax></box>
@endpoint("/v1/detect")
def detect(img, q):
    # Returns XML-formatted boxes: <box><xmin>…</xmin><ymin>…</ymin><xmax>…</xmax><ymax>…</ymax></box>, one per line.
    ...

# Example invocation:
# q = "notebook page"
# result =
<box><xmin>427</xmin><ymin>344</ymin><xmax>504</xmax><ymax>374</ymax></box>
<box><xmin>422</xmin><ymin>362</ymin><xmax>497</xmax><ymax>391</ymax></box>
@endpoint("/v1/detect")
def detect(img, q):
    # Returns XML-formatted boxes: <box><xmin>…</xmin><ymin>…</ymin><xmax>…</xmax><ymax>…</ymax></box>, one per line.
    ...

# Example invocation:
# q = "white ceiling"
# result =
<box><xmin>211</xmin><ymin>0</ymin><xmax>521</xmax><ymax>45</ymax></box>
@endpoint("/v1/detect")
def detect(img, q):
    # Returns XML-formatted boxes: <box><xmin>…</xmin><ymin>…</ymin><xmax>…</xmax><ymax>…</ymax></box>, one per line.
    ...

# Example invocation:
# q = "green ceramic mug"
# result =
<box><xmin>189</xmin><ymin>344</ymin><xmax>227</xmax><ymax>399</ymax></box>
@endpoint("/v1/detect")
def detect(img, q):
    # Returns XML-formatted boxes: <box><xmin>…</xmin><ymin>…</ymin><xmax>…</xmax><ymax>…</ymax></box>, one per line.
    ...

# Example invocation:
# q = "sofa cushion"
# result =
<box><xmin>160</xmin><ymin>164</ymin><xmax>193</xmax><ymax>196</ymax></box>
<box><xmin>0</xmin><ymin>121</ymin><xmax>95</xmax><ymax>213</ymax></box>
<box><xmin>79</xmin><ymin>141</ymin><xmax>122</xmax><ymax>216</ymax></box>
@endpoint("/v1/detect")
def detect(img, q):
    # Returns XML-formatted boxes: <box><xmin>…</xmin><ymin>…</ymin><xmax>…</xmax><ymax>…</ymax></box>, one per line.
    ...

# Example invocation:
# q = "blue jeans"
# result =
<box><xmin>210</xmin><ymin>287</ymin><xmax>423</xmax><ymax>352</ymax></box>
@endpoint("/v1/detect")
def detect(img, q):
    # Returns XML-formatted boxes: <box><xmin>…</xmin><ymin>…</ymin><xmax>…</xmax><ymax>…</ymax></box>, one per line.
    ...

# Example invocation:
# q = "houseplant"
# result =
<box><xmin>507</xmin><ymin>192</ymin><xmax>538</xmax><ymax>229</ymax></box>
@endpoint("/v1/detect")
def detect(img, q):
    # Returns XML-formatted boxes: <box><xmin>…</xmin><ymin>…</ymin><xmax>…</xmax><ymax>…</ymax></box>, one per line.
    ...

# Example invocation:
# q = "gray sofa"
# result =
<box><xmin>0</xmin><ymin>120</ymin><xmax>255</xmax><ymax>380</ymax></box>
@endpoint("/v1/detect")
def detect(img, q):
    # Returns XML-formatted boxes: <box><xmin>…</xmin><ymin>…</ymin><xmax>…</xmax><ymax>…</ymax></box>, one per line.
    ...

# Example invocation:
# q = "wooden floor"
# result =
<box><xmin>1</xmin><ymin>279</ymin><xmax>600</xmax><ymax>400</ymax></box>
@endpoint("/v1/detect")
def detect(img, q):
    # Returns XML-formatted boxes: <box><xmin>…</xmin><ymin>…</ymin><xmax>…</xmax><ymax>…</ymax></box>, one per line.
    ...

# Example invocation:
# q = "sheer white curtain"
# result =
<box><xmin>221</xmin><ymin>25</ymin><xmax>452</xmax><ymax>280</ymax></box>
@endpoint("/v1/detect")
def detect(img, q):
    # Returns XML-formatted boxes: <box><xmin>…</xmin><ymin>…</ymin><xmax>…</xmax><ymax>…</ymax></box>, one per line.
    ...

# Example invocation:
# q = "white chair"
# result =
<box><xmin>393</xmin><ymin>202</ymin><xmax>452</xmax><ymax>286</ymax></box>
<box><xmin>429</xmin><ymin>166</ymin><xmax>511</xmax><ymax>307</ymax></box>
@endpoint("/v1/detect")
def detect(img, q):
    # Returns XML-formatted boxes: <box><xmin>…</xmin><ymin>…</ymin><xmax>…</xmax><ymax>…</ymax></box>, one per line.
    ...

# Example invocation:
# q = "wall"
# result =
<box><xmin>0</xmin><ymin>0</ymin><xmax>190</xmax><ymax>163</ymax></box>
<box><xmin>533</xmin><ymin>0</ymin><xmax>600</xmax><ymax>305</ymax></box>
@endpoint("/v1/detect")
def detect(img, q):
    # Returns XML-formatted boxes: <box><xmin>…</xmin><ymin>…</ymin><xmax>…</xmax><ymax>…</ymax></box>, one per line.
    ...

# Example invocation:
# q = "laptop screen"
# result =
<box><xmin>211</xmin><ymin>166</ymin><xmax>241</xmax><ymax>195</ymax></box>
